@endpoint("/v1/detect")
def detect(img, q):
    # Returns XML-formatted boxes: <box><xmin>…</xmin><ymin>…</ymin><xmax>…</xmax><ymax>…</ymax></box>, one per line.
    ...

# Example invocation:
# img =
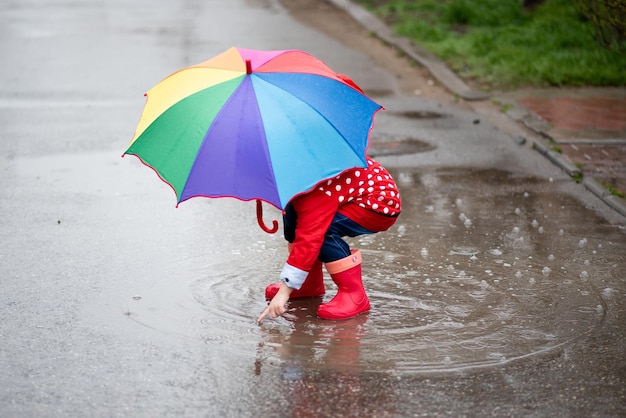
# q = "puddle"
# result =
<box><xmin>130</xmin><ymin>166</ymin><xmax>626</xmax><ymax>376</ymax></box>
<box><xmin>393</xmin><ymin>110</ymin><xmax>446</xmax><ymax>119</ymax></box>
<box><xmin>368</xmin><ymin>136</ymin><xmax>435</xmax><ymax>156</ymax></box>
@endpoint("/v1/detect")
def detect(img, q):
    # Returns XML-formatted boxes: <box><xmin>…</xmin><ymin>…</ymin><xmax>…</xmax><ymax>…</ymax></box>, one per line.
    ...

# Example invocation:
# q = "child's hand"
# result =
<box><xmin>257</xmin><ymin>283</ymin><xmax>293</xmax><ymax>323</ymax></box>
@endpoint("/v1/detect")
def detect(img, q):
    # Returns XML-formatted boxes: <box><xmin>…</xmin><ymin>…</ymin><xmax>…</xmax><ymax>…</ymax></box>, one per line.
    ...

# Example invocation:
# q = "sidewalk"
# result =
<box><xmin>327</xmin><ymin>0</ymin><xmax>626</xmax><ymax>218</ymax></box>
<box><xmin>502</xmin><ymin>87</ymin><xmax>626</xmax><ymax>217</ymax></box>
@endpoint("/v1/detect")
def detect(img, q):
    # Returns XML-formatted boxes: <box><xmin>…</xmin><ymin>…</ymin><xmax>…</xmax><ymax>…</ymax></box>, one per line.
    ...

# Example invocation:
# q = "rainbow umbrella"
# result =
<box><xmin>124</xmin><ymin>47</ymin><xmax>382</xmax><ymax>231</ymax></box>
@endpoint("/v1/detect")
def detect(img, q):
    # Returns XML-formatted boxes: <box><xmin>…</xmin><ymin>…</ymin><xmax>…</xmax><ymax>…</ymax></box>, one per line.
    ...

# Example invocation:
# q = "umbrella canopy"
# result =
<box><xmin>124</xmin><ymin>47</ymin><xmax>382</xmax><ymax>211</ymax></box>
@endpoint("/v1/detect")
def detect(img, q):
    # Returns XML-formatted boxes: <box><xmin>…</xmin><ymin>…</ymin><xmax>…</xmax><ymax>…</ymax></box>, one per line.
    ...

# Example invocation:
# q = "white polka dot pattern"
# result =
<box><xmin>317</xmin><ymin>158</ymin><xmax>401</xmax><ymax>217</ymax></box>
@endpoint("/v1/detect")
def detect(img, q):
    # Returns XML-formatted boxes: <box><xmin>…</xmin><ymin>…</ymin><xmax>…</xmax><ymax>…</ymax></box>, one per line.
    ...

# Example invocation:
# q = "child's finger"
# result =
<box><xmin>257</xmin><ymin>306</ymin><xmax>271</xmax><ymax>323</ymax></box>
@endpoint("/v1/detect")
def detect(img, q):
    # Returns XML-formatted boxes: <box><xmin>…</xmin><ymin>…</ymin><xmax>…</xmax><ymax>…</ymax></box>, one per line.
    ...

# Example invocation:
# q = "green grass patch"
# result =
<box><xmin>572</xmin><ymin>172</ymin><xmax>584</xmax><ymax>183</ymax></box>
<box><xmin>354</xmin><ymin>0</ymin><xmax>626</xmax><ymax>88</ymax></box>
<box><xmin>603</xmin><ymin>182</ymin><xmax>625</xmax><ymax>198</ymax></box>
<box><xmin>491</xmin><ymin>99</ymin><xmax>512</xmax><ymax>112</ymax></box>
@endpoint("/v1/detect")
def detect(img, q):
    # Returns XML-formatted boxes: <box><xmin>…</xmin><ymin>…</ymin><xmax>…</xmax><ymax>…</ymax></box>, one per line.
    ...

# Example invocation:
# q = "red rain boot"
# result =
<box><xmin>265</xmin><ymin>259</ymin><xmax>325</xmax><ymax>300</ymax></box>
<box><xmin>317</xmin><ymin>250</ymin><xmax>370</xmax><ymax>320</ymax></box>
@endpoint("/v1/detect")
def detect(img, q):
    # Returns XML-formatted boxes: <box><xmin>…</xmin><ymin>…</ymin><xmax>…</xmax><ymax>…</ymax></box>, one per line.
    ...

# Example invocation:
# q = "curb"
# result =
<box><xmin>328</xmin><ymin>0</ymin><xmax>625</xmax><ymax>219</ymax></box>
<box><xmin>507</xmin><ymin>100</ymin><xmax>626</xmax><ymax>218</ymax></box>
<box><xmin>532</xmin><ymin>129</ymin><xmax>626</xmax><ymax>218</ymax></box>
<box><xmin>583</xmin><ymin>178</ymin><xmax>626</xmax><ymax>217</ymax></box>
<box><xmin>533</xmin><ymin>138</ymin><xmax>626</xmax><ymax>217</ymax></box>
<box><xmin>522</xmin><ymin>109</ymin><xmax>626</xmax><ymax>218</ymax></box>
<box><xmin>531</xmin><ymin>139</ymin><xmax>582</xmax><ymax>178</ymax></box>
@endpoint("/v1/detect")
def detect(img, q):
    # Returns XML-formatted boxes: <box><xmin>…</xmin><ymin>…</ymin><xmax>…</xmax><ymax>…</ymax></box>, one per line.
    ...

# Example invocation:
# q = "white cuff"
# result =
<box><xmin>279</xmin><ymin>263</ymin><xmax>308</xmax><ymax>290</ymax></box>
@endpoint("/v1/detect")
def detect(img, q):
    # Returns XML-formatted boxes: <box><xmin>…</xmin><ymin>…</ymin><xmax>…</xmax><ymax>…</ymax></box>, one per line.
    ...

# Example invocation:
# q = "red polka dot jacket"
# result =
<box><xmin>279</xmin><ymin>158</ymin><xmax>401</xmax><ymax>289</ymax></box>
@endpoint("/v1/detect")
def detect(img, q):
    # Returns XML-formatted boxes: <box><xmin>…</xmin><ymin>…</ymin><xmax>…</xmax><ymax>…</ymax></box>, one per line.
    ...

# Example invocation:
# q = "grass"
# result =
<box><xmin>354</xmin><ymin>0</ymin><xmax>626</xmax><ymax>89</ymax></box>
<box><xmin>603</xmin><ymin>182</ymin><xmax>626</xmax><ymax>198</ymax></box>
<box><xmin>491</xmin><ymin>99</ymin><xmax>513</xmax><ymax>112</ymax></box>
<box><xmin>572</xmin><ymin>172</ymin><xmax>583</xmax><ymax>183</ymax></box>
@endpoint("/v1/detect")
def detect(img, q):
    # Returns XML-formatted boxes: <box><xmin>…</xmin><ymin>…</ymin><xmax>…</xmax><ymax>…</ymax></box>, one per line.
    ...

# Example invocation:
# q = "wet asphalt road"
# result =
<box><xmin>1</xmin><ymin>0</ymin><xmax>625</xmax><ymax>417</ymax></box>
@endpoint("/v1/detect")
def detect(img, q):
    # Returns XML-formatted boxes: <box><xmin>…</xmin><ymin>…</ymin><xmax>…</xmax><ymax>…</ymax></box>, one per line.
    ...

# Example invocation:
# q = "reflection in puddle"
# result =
<box><xmin>132</xmin><ymin>167</ymin><xmax>625</xmax><ymax>376</ymax></box>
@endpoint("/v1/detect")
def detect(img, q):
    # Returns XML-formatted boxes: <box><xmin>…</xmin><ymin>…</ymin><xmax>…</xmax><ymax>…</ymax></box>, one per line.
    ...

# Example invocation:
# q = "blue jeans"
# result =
<box><xmin>283</xmin><ymin>203</ymin><xmax>374</xmax><ymax>263</ymax></box>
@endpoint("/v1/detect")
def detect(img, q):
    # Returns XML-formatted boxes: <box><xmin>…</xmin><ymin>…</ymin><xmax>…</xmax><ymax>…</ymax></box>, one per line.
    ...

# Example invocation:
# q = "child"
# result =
<box><xmin>258</xmin><ymin>157</ymin><xmax>401</xmax><ymax>322</ymax></box>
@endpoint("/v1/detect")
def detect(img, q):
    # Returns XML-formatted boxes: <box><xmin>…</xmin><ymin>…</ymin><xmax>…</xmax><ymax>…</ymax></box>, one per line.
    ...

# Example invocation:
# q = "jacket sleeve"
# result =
<box><xmin>282</xmin><ymin>187</ymin><xmax>339</xmax><ymax>285</ymax></box>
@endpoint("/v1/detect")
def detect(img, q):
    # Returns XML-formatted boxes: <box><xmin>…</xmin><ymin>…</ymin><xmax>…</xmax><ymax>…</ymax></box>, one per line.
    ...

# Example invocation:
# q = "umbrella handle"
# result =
<box><xmin>256</xmin><ymin>200</ymin><xmax>279</xmax><ymax>234</ymax></box>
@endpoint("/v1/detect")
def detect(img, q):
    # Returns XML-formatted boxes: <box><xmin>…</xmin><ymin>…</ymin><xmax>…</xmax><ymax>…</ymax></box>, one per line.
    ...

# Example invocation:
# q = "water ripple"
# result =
<box><xmin>128</xmin><ymin>168</ymin><xmax>623</xmax><ymax>376</ymax></box>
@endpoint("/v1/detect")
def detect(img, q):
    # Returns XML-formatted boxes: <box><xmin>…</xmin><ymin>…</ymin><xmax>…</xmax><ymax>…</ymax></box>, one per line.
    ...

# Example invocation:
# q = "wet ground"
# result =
<box><xmin>115</xmin><ymin>156</ymin><xmax>626</xmax><ymax>416</ymax></box>
<box><xmin>128</xmin><ymin>163</ymin><xmax>626</xmax><ymax>376</ymax></box>
<box><xmin>76</xmin><ymin>152</ymin><xmax>623</xmax><ymax>416</ymax></box>
<box><xmin>1</xmin><ymin>0</ymin><xmax>625</xmax><ymax>416</ymax></box>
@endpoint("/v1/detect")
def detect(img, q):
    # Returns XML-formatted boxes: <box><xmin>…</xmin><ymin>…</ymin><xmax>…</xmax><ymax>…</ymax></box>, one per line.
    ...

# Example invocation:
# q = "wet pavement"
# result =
<box><xmin>1</xmin><ymin>0</ymin><xmax>625</xmax><ymax>417</ymax></box>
